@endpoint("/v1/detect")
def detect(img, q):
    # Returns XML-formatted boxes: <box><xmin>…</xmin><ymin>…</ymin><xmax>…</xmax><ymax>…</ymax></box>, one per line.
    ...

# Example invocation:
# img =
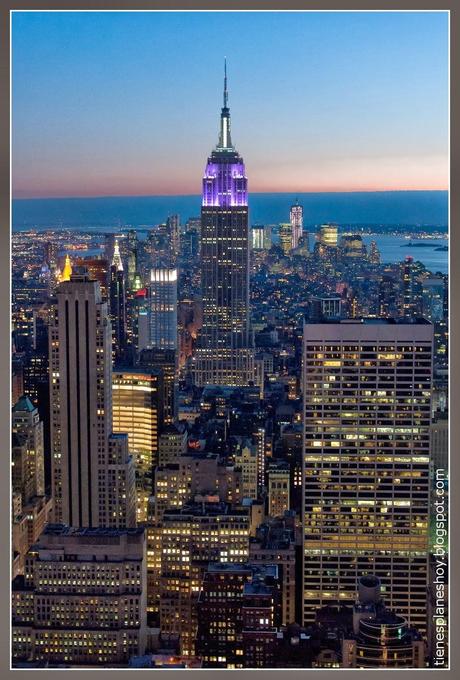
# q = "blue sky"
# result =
<box><xmin>12</xmin><ymin>10</ymin><xmax>449</xmax><ymax>197</ymax></box>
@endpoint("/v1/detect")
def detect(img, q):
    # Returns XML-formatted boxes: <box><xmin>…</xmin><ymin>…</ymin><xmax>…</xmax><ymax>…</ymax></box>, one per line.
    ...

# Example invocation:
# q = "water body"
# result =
<box><xmin>360</xmin><ymin>235</ymin><xmax>448</xmax><ymax>274</ymax></box>
<box><xmin>12</xmin><ymin>191</ymin><xmax>448</xmax><ymax>231</ymax></box>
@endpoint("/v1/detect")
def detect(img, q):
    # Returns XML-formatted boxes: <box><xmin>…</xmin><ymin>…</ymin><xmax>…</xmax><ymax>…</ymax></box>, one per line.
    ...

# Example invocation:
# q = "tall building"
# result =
<box><xmin>279</xmin><ymin>223</ymin><xmax>293</xmax><ymax>255</ymax></box>
<box><xmin>139</xmin><ymin>348</ymin><xmax>176</xmax><ymax>424</ymax></box>
<box><xmin>12</xmin><ymin>399</ymin><xmax>53</xmax><ymax>577</ymax></box>
<box><xmin>166</xmin><ymin>214</ymin><xmax>181</xmax><ymax>260</ymax></box>
<box><xmin>422</xmin><ymin>277</ymin><xmax>445</xmax><ymax>323</ymax></box>
<box><xmin>74</xmin><ymin>257</ymin><xmax>109</xmax><ymax>299</ymax></box>
<box><xmin>379</xmin><ymin>276</ymin><xmax>400</xmax><ymax>318</ymax></box>
<box><xmin>149</xmin><ymin>267</ymin><xmax>178</xmax><ymax>351</ymax></box>
<box><xmin>290</xmin><ymin>199</ymin><xmax>303</xmax><ymax>249</ymax></box>
<box><xmin>12</xmin><ymin>525</ymin><xmax>147</xmax><ymax>666</ymax></box>
<box><xmin>160</xmin><ymin>501</ymin><xmax>250</xmax><ymax>656</ymax></box>
<box><xmin>267</xmin><ymin>463</ymin><xmax>290</xmax><ymax>517</ymax></box>
<box><xmin>194</xmin><ymin>61</ymin><xmax>254</xmax><ymax>386</ymax></box>
<box><xmin>195</xmin><ymin>563</ymin><xmax>281</xmax><ymax>668</ymax></box>
<box><xmin>109</xmin><ymin>240</ymin><xmax>127</xmax><ymax>363</ymax></box>
<box><xmin>400</xmin><ymin>256</ymin><xmax>421</xmax><ymax>319</ymax></box>
<box><xmin>302</xmin><ymin>319</ymin><xmax>432</xmax><ymax>633</ymax></box>
<box><xmin>49</xmin><ymin>269</ymin><xmax>136</xmax><ymax>529</ymax></box>
<box><xmin>317</xmin><ymin>224</ymin><xmax>338</xmax><ymax>247</ymax></box>
<box><xmin>12</xmin><ymin>395</ymin><xmax>45</xmax><ymax>501</ymax></box>
<box><xmin>251</xmin><ymin>225</ymin><xmax>265</xmax><ymax>250</ymax></box>
<box><xmin>127</xmin><ymin>229</ymin><xmax>138</xmax><ymax>289</ymax></box>
<box><xmin>112</xmin><ymin>369</ymin><xmax>164</xmax><ymax>523</ymax></box>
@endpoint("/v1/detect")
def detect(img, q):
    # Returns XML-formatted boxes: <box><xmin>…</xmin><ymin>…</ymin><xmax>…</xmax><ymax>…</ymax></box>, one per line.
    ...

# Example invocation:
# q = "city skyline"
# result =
<box><xmin>11</xmin><ymin>9</ymin><xmax>449</xmax><ymax>670</ymax></box>
<box><xmin>12</xmin><ymin>10</ymin><xmax>448</xmax><ymax>198</ymax></box>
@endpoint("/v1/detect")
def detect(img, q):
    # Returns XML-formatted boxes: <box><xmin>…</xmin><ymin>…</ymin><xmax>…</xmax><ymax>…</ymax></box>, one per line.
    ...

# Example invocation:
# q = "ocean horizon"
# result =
<box><xmin>12</xmin><ymin>190</ymin><xmax>448</xmax><ymax>231</ymax></box>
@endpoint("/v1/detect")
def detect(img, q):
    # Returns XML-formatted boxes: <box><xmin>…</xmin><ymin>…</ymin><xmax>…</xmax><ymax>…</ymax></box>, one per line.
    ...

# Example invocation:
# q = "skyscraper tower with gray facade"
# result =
<box><xmin>194</xmin><ymin>61</ymin><xmax>254</xmax><ymax>386</ymax></box>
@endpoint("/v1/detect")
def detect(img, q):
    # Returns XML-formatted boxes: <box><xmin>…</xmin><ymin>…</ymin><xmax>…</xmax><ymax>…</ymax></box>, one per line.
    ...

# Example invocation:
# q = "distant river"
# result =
<box><xmin>361</xmin><ymin>235</ymin><xmax>448</xmax><ymax>274</ymax></box>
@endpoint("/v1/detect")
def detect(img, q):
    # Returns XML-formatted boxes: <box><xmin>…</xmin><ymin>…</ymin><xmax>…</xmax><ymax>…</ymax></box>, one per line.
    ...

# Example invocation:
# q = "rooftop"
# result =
<box><xmin>12</xmin><ymin>395</ymin><xmax>36</xmax><ymax>413</ymax></box>
<box><xmin>42</xmin><ymin>523</ymin><xmax>145</xmax><ymax>538</ymax></box>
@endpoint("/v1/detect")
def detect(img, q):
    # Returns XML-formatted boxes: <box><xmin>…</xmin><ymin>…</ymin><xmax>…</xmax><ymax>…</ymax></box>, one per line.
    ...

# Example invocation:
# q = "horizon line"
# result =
<box><xmin>13</xmin><ymin>188</ymin><xmax>449</xmax><ymax>201</ymax></box>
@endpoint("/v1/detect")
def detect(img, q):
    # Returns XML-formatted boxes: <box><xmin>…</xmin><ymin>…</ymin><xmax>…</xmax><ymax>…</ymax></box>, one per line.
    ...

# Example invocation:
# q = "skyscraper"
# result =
<box><xmin>49</xmin><ymin>269</ymin><xmax>136</xmax><ymax>528</ymax></box>
<box><xmin>251</xmin><ymin>225</ymin><xmax>265</xmax><ymax>251</ymax></box>
<box><xmin>149</xmin><ymin>267</ymin><xmax>178</xmax><ymax>351</ymax></box>
<box><xmin>12</xmin><ymin>395</ymin><xmax>45</xmax><ymax>501</ymax></box>
<box><xmin>317</xmin><ymin>224</ymin><xmax>338</xmax><ymax>247</ymax></box>
<box><xmin>302</xmin><ymin>319</ymin><xmax>432</xmax><ymax>634</ymax></box>
<box><xmin>279</xmin><ymin>223</ymin><xmax>293</xmax><ymax>255</ymax></box>
<box><xmin>290</xmin><ymin>199</ymin><xmax>303</xmax><ymax>249</ymax></box>
<box><xmin>112</xmin><ymin>368</ymin><xmax>164</xmax><ymax>523</ymax></box>
<box><xmin>194</xmin><ymin>61</ymin><xmax>254</xmax><ymax>386</ymax></box>
<box><xmin>109</xmin><ymin>240</ymin><xmax>127</xmax><ymax>363</ymax></box>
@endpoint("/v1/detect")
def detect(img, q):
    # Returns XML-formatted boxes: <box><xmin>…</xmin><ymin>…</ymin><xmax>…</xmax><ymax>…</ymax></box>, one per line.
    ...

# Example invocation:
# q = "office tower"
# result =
<box><xmin>279</xmin><ymin>223</ymin><xmax>293</xmax><ymax>254</ymax></box>
<box><xmin>109</xmin><ymin>240</ymin><xmax>127</xmax><ymax>363</ymax></box>
<box><xmin>12</xmin><ymin>396</ymin><xmax>45</xmax><ymax>501</ymax></box>
<box><xmin>12</xmin><ymin>355</ymin><xmax>24</xmax><ymax>407</ymax></box>
<box><xmin>290</xmin><ymin>199</ymin><xmax>303</xmax><ymax>249</ymax></box>
<box><xmin>249</xmin><ymin>518</ymin><xmax>297</xmax><ymax>626</ymax></box>
<box><xmin>400</xmin><ymin>256</ymin><xmax>422</xmax><ymax>319</ymax></box>
<box><xmin>167</xmin><ymin>214</ymin><xmax>181</xmax><ymax>260</ymax></box>
<box><xmin>252</xmin><ymin>225</ymin><xmax>265</xmax><ymax>250</ymax></box>
<box><xmin>195</xmin><ymin>563</ymin><xmax>280</xmax><ymax>669</ymax></box>
<box><xmin>149</xmin><ymin>267</ymin><xmax>178</xmax><ymax>351</ymax></box>
<box><xmin>422</xmin><ymin>277</ymin><xmax>445</xmax><ymax>323</ymax></box>
<box><xmin>11</xmin><ymin>399</ymin><xmax>53</xmax><ymax>576</ymax></box>
<box><xmin>160</xmin><ymin>501</ymin><xmax>250</xmax><ymax>656</ymax></box>
<box><xmin>158</xmin><ymin>423</ymin><xmax>188</xmax><ymax>465</ymax></box>
<box><xmin>379</xmin><ymin>275</ymin><xmax>400</xmax><ymax>318</ymax></box>
<box><xmin>49</xmin><ymin>269</ymin><xmax>136</xmax><ymax>528</ymax></box>
<box><xmin>267</xmin><ymin>463</ymin><xmax>290</xmax><ymax>517</ymax></box>
<box><xmin>369</xmin><ymin>240</ymin><xmax>381</xmax><ymax>265</ymax></box>
<box><xmin>318</xmin><ymin>224</ymin><xmax>338</xmax><ymax>247</ymax></box>
<box><xmin>127</xmin><ymin>229</ymin><xmax>138</xmax><ymax>288</ymax></box>
<box><xmin>74</xmin><ymin>257</ymin><xmax>109</xmax><ymax>299</ymax></box>
<box><xmin>339</xmin><ymin>234</ymin><xmax>366</xmax><ymax>260</ymax></box>
<box><xmin>302</xmin><ymin>319</ymin><xmax>432</xmax><ymax>633</ymax></box>
<box><xmin>196</xmin><ymin>564</ymin><xmax>253</xmax><ymax>668</ymax></box>
<box><xmin>12</xmin><ymin>525</ymin><xmax>147</xmax><ymax>666</ymax></box>
<box><xmin>112</xmin><ymin>369</ymin><xmax>164</xmax><ymax>523</ymax></box>
<box><xmin>139</xmin><ymin>348</ymin><xmax>176</xmax><ymax>424</ymax></box>
<box><xmin>234</xmin><ymin>439</ymin><xmax>258</xmax><ymax>500</ymax></box>
<box><xmin>341</xmin><ymin>576</ymin><xmax>425</xmax><ymax>668</ymax></box>
<box><xmin>263</xmin><ymin>224</ymin><xmax>273</xmax><ymax>250</ymax></box>
<box><xmin>194</xmin><ymin>61</ymin><xmax>254</xmax><ymax>387</ymax></box>
<box><xmin>44</xmin><ymin>241</ymin><xmax>58</xmax><ymax>270</ymax></box>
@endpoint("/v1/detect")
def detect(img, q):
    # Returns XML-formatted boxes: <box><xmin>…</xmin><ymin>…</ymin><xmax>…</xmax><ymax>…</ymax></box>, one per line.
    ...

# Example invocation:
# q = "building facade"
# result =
<box><xmin>149</xmin><ymin>267</ymin><xmax>178</xmax><ymax>351</ymax></box>
<box><xmin>49</xmin><ymin>270</ymin><xmax>136</xmax><ymax>529</ymax></box>
<box><xmin>302</xmin><ymin>319</ymin><xmax>433</xmax><ymax>634</ymax></box>
<box><xmin>12</xmin><ymin>525</ymin><xmax>147</xmax><ymax>666</ymax></box>
<box><xmin>194</xmin><ymin>61</ymin><xmax>254</xmax><ymax>386</ymax></box>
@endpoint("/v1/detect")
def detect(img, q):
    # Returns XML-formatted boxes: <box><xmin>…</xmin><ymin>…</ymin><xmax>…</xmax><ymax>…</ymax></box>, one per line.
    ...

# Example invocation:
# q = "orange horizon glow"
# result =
<box><xmin>13</xmin><ymin>183</ymin><xmax>448</xmax><ymax>200</ymax></box>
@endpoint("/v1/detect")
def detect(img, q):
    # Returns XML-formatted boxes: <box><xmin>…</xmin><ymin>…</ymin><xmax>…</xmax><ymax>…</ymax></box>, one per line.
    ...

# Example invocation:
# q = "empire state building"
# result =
<box><xmin>194</xmin><ymin>62</ymin><xmax>254</xmax><ymax>386</ymax></box>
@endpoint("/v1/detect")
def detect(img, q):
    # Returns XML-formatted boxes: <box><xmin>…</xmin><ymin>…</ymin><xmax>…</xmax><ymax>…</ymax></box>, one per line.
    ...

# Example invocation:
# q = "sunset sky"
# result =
<box><xmin>12</xmin><ymin>10</ymin><xmax>449</xmax><ymax>198</ymax></box>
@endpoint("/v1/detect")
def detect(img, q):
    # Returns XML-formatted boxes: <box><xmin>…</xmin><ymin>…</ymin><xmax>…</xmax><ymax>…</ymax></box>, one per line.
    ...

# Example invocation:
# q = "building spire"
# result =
<box><xmin>223</xmin><ymin>56</ymin><xmax>228</xmax><ymax>108</ymax></box>
<box><xmin>218</xmin><ymin>58</ymin><xmax>233</xmax><ymax>150</ymax></box>
<box><xmin>112</xmin><ymin>239</ymin><xmax>123</xmax><ymax>271</ymax></box>
<box><xmin>60</xmin><ymin>254</ymin><xmax>72</xmax><ymax>282</ymax></box>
